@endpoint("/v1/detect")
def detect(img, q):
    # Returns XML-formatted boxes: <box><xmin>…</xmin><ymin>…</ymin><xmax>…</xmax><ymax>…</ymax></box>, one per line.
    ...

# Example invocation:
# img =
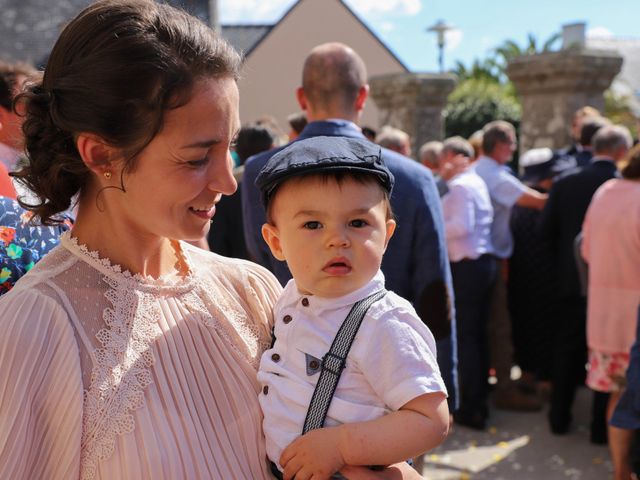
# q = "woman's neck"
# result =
<box><xmin>70</xmin><ymin>203</ymin><xmax>182</xmax><ymax>279</ymax></box>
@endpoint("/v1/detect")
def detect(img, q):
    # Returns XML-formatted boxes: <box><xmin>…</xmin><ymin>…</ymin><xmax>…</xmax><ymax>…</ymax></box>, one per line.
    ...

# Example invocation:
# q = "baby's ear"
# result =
<box><xmin>261</xmin><ymin>223</ymin><xmax>286</xmax><ymax>261</ymax></box>
<box><xmin>384</xmin><ymin>218</ymin><xmax>396</xmax><ymax>249</ymax></box>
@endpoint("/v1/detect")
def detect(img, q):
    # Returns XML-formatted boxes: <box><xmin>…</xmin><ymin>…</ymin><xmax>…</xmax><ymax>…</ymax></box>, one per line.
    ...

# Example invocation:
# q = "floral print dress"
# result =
<box><xmin>0</xmin><ymin>196</ymin><xmax>71</xmax><ymax>295</ymax></box>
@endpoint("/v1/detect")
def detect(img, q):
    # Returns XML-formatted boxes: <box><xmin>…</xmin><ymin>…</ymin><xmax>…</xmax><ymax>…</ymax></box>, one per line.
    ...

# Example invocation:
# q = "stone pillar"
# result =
<box><xmin>369</xmin><ymin>73</ymin><xmax>456</xmax><ymax>159</ymax></box>
<box><xmin>506</xmin><ymin>49</ymin><xmax>622</xmax><ymax>154</ymax></box>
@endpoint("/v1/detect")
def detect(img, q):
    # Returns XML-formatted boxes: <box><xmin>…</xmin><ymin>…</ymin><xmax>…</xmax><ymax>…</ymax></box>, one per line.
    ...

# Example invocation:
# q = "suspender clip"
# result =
<box><xmin>321</xmin><ymin>352</ymin><xmax>346</xmax><ymax>376</ymax></box>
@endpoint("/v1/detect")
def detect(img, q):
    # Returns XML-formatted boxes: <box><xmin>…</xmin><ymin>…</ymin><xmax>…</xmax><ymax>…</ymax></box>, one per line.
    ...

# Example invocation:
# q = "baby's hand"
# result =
<box><xmin>280</xmin><ymin>426</ymin><xmax>346</xmax><ymax>480</ymax></box>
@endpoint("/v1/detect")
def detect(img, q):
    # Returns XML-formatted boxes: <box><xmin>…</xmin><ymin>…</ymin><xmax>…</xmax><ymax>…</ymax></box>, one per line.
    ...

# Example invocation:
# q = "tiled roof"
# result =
<box><xmin>0</xmin><ymin>0</ymin><xmax>93</xmax><ymax>66</ymax></box>
<box><xmin>220</xmin><ymin>25</ymin><xmax>273</xmax><ymax>57</ymax></box>
<box><xmin>0</xmin><ymin>0</ymin><xmax>211</xmax><ymax>67</ymax></box>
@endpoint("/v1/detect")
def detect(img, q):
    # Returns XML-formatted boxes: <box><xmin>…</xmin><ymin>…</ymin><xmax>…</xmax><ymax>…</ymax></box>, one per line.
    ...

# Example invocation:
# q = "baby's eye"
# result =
<box><xmin>350</xmin><ymin>219</ymin><xmax>368</xmax><ymax>228</ymax></box>
<box><xmin>303</xmin><ymin>221</ymin><xmax>322</xmax><ymax>230</ymax></box>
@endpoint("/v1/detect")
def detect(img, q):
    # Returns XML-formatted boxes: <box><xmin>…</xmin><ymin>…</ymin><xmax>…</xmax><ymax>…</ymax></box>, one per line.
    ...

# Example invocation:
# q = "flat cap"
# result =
<box><xmin>256</xmin><ymin>136</ymin><xmax>394</xmax><ymax>206</ymax></box>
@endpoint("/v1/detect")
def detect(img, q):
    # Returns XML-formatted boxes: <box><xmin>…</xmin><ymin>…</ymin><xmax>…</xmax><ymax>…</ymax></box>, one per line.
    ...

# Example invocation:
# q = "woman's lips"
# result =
<box><xmin>189</xmin><ymin>205</ymin><xmax>216</xmax><ymax>219</ymax></box>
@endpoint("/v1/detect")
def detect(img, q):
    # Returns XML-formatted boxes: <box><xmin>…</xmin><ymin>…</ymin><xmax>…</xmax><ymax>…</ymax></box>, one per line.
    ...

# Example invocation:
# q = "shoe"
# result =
<box><xmin>492</xmin><ymin>384</ymin><xmax>543</xmax><ymax>411</ymax></box>
<box><xmin>454</xmin><ymin>411</ymin><xmax>486</xmax><ymax>431</ymax></box>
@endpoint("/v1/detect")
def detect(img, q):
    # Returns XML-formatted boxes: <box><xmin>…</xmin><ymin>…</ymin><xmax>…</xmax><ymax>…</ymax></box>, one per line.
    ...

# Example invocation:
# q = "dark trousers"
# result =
<box><xmin>451</xmin><ymin>255</ymin><xmax>497</xmax><ymax>418</ymax></box>
<box><xmin>549</xmin><ymin>295</ymin><xmax>587</xmax><ymax>429</ymax></box>
<box><xmin>488</xmin><ymin>258</ymin><xmax>515</xmax><ymax>384</ymax></box>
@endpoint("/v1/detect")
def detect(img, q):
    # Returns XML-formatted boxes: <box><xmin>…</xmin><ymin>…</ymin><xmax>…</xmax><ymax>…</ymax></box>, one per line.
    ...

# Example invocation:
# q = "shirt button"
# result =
<box><xmin>271</xmin><ymin>353</ymin><xmax>281</xmax><ymax>362</ymax></box>
<box><xmin>283</xmin><ymin>315</ymin><xmax>292</xmax><ymax>324</ymax></box>
<box><xmin>301</xmin><ymin>298</ymin><xmax>310</xmax><ymax>307</ymax></box>
<box><xmin>263</xmin><ymin>385</ymin><xmax>269</xmax><ymax>395</ymax></box>
<box><xmin>309</xmin><ymin>359</ymin><xmax>320</xmax><ymax>370</ymax></box>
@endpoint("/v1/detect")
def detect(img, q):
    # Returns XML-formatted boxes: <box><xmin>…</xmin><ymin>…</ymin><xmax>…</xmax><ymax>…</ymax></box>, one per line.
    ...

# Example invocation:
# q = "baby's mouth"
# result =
<box><xmin>322</xmin><ymin>257</ymin><xmax>352</xmax><ymax>275</ymax></box>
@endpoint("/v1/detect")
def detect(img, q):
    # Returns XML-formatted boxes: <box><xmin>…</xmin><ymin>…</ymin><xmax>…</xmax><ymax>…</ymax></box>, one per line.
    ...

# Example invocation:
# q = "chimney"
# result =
<box><xmin>561</xmin><ymin>22</ymin><xmax>586</xmax><ymax>49</ymax></box>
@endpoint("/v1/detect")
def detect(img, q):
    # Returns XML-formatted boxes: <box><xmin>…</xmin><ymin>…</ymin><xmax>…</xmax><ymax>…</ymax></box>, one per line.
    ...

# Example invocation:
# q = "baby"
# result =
<box><xmin>256</xmin><ymin>136</ymin><xmax>449</xmax><ymax>479</ymax></box>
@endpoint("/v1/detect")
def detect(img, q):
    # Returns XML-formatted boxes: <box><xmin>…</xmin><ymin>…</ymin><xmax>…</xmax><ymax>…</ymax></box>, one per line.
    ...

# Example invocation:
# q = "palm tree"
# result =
<box><xmin>451</xmin><ymin>58</ymin><xmax>501</xmax><ymax>83</ymax></box>
<box><xmin>494</xmin><ymin>32</ymin><xmax>560</xmax><ymax>63</ymax></box>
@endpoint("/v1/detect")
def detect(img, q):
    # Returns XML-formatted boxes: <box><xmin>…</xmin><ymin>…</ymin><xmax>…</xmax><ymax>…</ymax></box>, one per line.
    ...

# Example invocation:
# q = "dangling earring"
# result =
<box><xmin>104</xmin><ymin>171</ymin><xmax>112</xmax><ymax>180</ymax></box>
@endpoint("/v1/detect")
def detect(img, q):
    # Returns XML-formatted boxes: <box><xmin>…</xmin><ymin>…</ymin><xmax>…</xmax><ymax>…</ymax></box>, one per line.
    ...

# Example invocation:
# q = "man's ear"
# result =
<box><xmin>354</xmin><ymin>84</ymin><xmax>369</xmax><ymax>112</ymax></box>
<box><xmin>76</xmin><ymin>133</ymin><xmax>118</xmax><ymax>178</ymax></box>
<box><xmin>296</xmin><ymin>87</ymin><xmax>308</xmax><ymax>111</ymax></box>
<box><xmin>384</xmin><ymin>218</ymin><xmax>396</xmax><ymax>250</ymax></box>
<box><xmin>262</xmin><ymin>222</ymin><xmax>286</xmax><ymax>261</ymax></box>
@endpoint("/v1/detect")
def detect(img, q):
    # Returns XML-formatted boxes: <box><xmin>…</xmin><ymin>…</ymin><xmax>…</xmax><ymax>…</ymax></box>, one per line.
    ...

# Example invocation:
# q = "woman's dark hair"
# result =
<box><xmin>622</xmin><ymin>143</ymin><xmax>640</xmax><ymax>180</ymax></box>
<box><xmin>13</xmin><ymin>0</ymin><xmax>241</xmax><ymax>224</ymax></box>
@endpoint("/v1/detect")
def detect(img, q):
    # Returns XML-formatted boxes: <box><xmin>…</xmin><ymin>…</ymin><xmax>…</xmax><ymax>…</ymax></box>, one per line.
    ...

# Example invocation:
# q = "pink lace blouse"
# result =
<box><xmin>0</xmin><ymin>232</ymin><xmax>281</xmax><ymax>479</ymax></box>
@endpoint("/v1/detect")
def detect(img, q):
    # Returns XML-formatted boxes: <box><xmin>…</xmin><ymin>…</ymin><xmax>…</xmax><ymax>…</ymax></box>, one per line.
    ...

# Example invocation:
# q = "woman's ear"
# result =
<box><xmin>261</xmin><ymin>223</ymin><xmax>286</xmax><ymax>261</ymax></box>
<box><xmin>76</xmin><ymin>133</ymin><xmax>118</xmax><ymax>178</ymax></box>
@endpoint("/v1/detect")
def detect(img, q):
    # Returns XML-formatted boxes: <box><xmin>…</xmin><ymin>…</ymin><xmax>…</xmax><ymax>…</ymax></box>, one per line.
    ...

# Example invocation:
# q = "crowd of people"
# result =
<box><xmin>0</xmin><ymin>0</ymin><xmax>639</xmax><ymax>479</ymax></box>
<box><xmin>414</xmin><ymin>111</ymin><xmax>639</xmax><ymax>479</ymax></box>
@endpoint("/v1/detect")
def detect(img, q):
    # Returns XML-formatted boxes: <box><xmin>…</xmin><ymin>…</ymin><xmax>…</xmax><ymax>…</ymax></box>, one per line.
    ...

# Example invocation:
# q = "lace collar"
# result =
<box><xmin>60</xmin><ymin>231</ymin><xmax>196</xmax><ymax>293</ymax></box>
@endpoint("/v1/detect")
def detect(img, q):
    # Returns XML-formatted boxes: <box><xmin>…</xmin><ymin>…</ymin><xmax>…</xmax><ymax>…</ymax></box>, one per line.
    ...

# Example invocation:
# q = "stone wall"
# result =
<box><xmin>506</xmin><ymin>48</ymin><xmax>622</xmax><ymax>153</ymax></box>
<box><xmin>369</xmin><ymin>72</ymin><xmax>456</xmax><ymax>158</ymax></box>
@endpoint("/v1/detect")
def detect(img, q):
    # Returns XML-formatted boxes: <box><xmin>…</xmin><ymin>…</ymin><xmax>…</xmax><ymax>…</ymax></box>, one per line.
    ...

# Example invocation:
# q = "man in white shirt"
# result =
<box><xmin>440</xmin><ymin>136</ymin><xmax>495</xmax><ymax>429</ymax></box>
<box><xmin>474</xmin><ymin>120</ymin><xmax>547</xmax><ymax>411</ymax></box>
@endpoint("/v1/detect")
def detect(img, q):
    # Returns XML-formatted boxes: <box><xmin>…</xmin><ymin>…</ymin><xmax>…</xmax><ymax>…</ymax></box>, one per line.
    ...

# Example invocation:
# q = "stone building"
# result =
<box><xmin>506</xmin><ymin>24</ymin><xmax>629</xmax><ymax>153</ymax></box>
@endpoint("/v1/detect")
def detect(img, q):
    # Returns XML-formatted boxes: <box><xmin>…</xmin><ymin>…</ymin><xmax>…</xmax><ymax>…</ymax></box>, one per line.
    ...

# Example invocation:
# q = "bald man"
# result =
<box><xmin>242</xmin><ymin>42</ymin><xmax>458</xmax><ymax>410</ymax></box>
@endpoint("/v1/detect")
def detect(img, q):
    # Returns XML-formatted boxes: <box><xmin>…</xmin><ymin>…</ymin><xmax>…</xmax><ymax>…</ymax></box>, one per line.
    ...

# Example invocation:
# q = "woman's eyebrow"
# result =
<box><xmin>181</xmin><ymin>138</ymin><xmax>220</xmax><ymax>149</ymax></box>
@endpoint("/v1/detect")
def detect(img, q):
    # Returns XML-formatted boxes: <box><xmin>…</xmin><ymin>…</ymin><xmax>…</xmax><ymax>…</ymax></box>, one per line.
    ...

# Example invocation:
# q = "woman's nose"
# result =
<box><xmin>207</xmin><ymin>151</ymin><xmax>237</xmax><ymax>195</ymax></box>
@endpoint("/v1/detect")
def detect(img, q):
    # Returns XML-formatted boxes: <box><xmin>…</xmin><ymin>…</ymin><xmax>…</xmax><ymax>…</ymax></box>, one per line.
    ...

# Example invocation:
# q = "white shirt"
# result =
<box><xmin>442</xmin><ymin>168</ymin><xmax>494</xmax><ymax>262</ymax></box>
<box><xmin>474</xmin><ymin>155</ymin><xmax>528</xmax><ymax>258</ymax></box>
<box><xmin>258</xmin><ymin>271</ymin><xmax>446</xmax><ymax>470</ymax></box>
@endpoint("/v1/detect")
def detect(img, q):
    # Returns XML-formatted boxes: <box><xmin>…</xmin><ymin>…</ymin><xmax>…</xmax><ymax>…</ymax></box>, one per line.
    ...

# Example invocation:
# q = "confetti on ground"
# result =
<box><xmin>423</xmin><ymin>435</ymin><xmax>530</xmax><ymax>473</ymax></box>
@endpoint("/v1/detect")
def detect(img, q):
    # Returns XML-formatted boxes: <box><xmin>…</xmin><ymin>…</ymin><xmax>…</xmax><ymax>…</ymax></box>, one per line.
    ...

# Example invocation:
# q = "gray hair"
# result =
<box><xmin>376</xmin><ymin>125</ymin><xmax>410</xmax><ymax>151</ymax></box>
<box><xmin>592</xmin><ymin>125</ymin><xmax>633</xmax><ymax>156</ymax></box>
<box><xmin>442</xmin><ymin>136</ymin><xmax>474</xmax><ymax>159</ymax></box>
<box><xmin>418</xmin><ymin>141</ymin><xmax>443</xmax><ymax>168</ymax></box>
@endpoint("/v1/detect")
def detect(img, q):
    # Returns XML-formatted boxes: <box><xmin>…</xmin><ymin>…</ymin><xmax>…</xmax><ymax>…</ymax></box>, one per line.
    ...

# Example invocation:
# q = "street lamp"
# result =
<box><xmin>427</xmin><ymin>20</ymin><xmax>454</xmax><ymax>73</ymax></box>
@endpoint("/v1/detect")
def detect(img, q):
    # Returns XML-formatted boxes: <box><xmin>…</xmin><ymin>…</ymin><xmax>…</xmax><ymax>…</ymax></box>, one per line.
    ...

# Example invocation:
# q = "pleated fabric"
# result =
<box><xmin>0</xmin><ymin>232</ymin><xmax>281</xmax><ymax>479</ymax></box>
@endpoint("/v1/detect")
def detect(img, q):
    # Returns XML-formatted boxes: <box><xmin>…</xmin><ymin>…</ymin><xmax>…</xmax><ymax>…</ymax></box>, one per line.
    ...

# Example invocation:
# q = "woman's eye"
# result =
<box><xmin>303</xmin><ymin>221</ymin><xmax>322</xmax><ymax>230</ymax></box>
<box><xmin>187</xmin><ymin>157</ymin><xmax>208</xmax><ymax>167</ymax></box>
<box><xmin>350</xmin><ymin>219</ymin><xmax>368</xmax><ymax>228</ymax></box>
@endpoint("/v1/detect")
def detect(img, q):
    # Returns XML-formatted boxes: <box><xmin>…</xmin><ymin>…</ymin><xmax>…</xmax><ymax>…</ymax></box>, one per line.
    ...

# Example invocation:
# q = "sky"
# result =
<box><xmin>218</xmin><ymin>0</ymin><xmax>639</xmax><ymax>72</ymax></box>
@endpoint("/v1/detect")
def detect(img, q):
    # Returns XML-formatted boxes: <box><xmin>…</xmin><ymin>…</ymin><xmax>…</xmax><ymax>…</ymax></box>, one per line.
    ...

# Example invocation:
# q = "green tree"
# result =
<box><xmin>444</xmin><ymin>32</ymin><xmax>559</xmax><ymax>139</ymax></box>
<box><xmin>451</xmin><ymin>58</ymin><xmax>501</xmax><ymax>83</ymax></box>
<box><xmin>445</xmin><ymin>78</ymin><xmax>521</xmax><ymax>139</ymax></box>
<box><xmin>493</xmin><ymin>32</ymin><xmax>561</xmax><ymax>80</ymax></box>
<box><xmin>604</xmin><ymin>89</ymin><xmax>638</xmax><ymax>140</ymax></box>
